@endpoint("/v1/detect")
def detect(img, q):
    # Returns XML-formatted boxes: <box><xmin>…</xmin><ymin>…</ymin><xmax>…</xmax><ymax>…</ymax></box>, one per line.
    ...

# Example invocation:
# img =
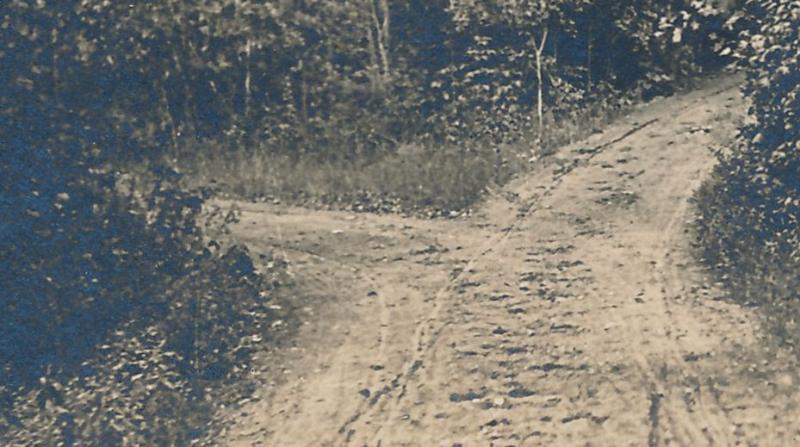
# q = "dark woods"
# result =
<box><xmin>5</xmin><ymin>0</ymin><xmax>798</xmax><ymax>445</ymax></box>
<box><xmin>4</xmin><ymin>0</ymin><xmax>739</xmax><ymax>159</ymax></box>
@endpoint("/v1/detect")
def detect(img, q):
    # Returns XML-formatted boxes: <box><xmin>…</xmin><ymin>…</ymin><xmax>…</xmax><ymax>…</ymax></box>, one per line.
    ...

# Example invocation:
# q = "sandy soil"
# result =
<box><xmin>217</xmin><ymin>75</ymin><xmax>800</xmax><ymax>447</ymax></box>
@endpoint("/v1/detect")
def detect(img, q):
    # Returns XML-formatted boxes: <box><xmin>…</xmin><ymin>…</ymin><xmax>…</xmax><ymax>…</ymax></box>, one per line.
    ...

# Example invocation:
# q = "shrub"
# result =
<box><xmin>1</xmin><ymin>103</ymin><xmax>284</xmax><ymax>446</ymax></box>
<box><xmin>695</xmin><ymin>0</ymin><xmax>800</xmax><ymax>348</ymax></box>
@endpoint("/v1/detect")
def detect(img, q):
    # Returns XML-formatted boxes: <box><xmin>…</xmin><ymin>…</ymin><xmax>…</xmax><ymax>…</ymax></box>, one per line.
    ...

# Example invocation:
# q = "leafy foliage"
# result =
<box><xmin>0</xmin><ymin>0</ymin><xmax>750</xmax><ymax>444</ymax></box>
<box><xmin>695</xmin><ymin>0</ymin><xmax>800</xmax><ymax>347</ymax></box>
<box><xmin>0</xmin><ymin>99</ymin><xmax>286</xmax><ymax>443</ymax></box>
<box><xmin>2</xmin><ymin>0</ymin><xmax>739</xmax><ymax>160</ymax></box>
<box><xmin>422</xmin><ymin>0</ymin><xmax>737</xmax><ymax>145</ymax></box>
<box><xmin>1</xmin><ymin>1</ymin><xmax>289</xmax><ymax>444</ymax></box>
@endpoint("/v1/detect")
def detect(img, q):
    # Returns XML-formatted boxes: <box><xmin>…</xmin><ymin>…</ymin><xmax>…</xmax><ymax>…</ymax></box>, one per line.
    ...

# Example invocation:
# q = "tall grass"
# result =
<box><xmin>177</xmin><ymin>91</ymin><xmax>631</xmax><ymax>214</ymax></box>
<box><xmin>181</xmin><ymin>145</ymin><xmax>510</xmax><ymax>213</ymax></box>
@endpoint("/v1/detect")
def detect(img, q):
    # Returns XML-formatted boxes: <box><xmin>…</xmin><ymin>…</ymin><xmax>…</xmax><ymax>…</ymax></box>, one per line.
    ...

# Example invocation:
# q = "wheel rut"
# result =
<box><xmin>220</xmin><ymin>75</ymin><xmax>800</xmax><ymax>447</ymax></box>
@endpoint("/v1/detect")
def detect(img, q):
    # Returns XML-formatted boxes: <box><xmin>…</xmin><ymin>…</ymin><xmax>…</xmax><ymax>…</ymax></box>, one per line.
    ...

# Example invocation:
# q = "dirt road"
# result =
<box><xmin>219</xmin><ymin>76</ymin><xmax>800</xmax><ymax>446</ymax></box>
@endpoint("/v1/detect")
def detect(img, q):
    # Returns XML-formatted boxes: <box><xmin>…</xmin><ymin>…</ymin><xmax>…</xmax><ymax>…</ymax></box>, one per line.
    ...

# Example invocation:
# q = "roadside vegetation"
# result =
<box><xmin>174</xmin><ymin>0</ymin><xmax>740</xmax><ymax>213</ymax></box>
<box><xmin>1</xmin><ymin>0</ymin><xmax>748</xmax><ymax>445</ymax></box>
<box><xmin>695</xmin><ymin>0</ymin><xmax>800</xmax><ymax>350</ymax></box>
<box><xmin>1</xmin><ymin>98</ymin><xmax>296</xmax><ymax>444</ymax></box>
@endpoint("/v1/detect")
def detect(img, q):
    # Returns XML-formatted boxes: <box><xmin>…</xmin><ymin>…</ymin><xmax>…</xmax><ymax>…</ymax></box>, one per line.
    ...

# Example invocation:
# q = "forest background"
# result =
<box><xmin>4</xmin><ymin>0</ymin><xmax>800</xmax><ymax>445</ymax></box>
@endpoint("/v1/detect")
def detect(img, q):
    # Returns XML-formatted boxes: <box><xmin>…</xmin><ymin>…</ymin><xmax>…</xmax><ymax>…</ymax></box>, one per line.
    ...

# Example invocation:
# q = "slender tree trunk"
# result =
<box><xmin>173</xmin><ymin>47</ymin><xmax>196</xmax><ymax>141</ymax></box>
<box><xmin>294</xmin><ymin>60</ymin><xmax>310</xmax><ymax>145</ymax></box>
<box><xmin>165</xmin><ymin>0</ymin><xmax>197</xmax><ymax>142</ymax></box>
<box><xmin>532</xmin><ymin>28</ymin><xmax>549</xmax><ymax>147</ymax></box>
<box><xmin>301</xmin><ymin>70</ymin><xmax>309</xmax><ymax>127</ymax></box>
<box><xmin>379</xmin><ymin>0</ymin><xmax>391</xmax><ymax>76</ymax></box>
<box><xmin>369</xmin><ymin>0</ymin><xmax>391</xmax><ymax>86</ymax></box>
<box><xmin>244</xmin><ymin>38</ymin><xmax>252</xmax><ymax>120</ymax></box>
<box><xmin>536</xmin><ymin>49</ymin><xmax>544</xmax><ymax>143</ymax></box>
<box><xmin>237</xmin><ymin>0</ymin><xmax>253</xmax><ymax>122</ymax></box>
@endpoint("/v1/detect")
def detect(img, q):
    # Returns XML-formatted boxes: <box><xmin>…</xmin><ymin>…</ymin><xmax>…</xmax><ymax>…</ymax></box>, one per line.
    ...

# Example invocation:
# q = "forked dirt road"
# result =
<box><xmin>219</xmin><ymin>75</ymin><xmax>800</xmax><ymax>446</ymax></box>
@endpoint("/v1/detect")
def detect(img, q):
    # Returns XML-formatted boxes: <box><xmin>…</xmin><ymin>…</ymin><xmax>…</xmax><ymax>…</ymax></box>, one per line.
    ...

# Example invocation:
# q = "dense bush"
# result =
<box><xmin>1</xmin><ymin>2</ymin><xmax>287</xmax><ymax>444</ymax></box>
<box><xmin>438</xmin><ymin>0</ymin><xmax>737</xmax><ymax>143</ymax></box>
<box><xmin>2</xmin><ymin>0</ymin><xmax>739</xmax><ymax>162</ymax></box>
<box><xmin>0</xmin><ymin>0</ymin><xmax>750</xmax><ymax>442</ymax></box>
<box><xmin>0</xmin><ymin>98</ymin><xmax>286</xmax><ymax>443</ymax></box>
<box><xmin>162</xmin><ymin>0</ymin><xmax>742</xmax><ymax>209</ymax></box>
<box><xmin>695</xmin><ymin>0</ymin><xmax>800</xmax><ymax>346</ymax></box>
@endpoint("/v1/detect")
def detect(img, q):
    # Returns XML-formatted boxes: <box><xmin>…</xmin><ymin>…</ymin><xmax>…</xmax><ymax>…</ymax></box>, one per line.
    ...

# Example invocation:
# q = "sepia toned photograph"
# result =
<box><xmin>3</xmin><ymin>0</ymin><xmax>799</xmax><ymax>445</ymax></box>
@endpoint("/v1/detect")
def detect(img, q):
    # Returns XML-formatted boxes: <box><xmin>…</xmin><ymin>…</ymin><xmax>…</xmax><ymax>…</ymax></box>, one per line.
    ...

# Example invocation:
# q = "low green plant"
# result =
<box><xmin>695</xmin><ymin>0</ymin><xmax>800</xmax><ymax>349</ymax></box>
<box><xmin>1</xmin><ymin>98</ymin><xmax>290</xmax><ymax>445</ymax></box>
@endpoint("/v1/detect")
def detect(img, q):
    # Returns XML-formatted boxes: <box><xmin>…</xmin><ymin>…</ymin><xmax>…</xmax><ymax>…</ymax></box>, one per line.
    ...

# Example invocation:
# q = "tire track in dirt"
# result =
<box><xmin>598</xmin><ymin>162</ymin><xmax>732</xmax><ymax>446</ymax></box>
<box><xmin>344</xmin><ymin>78</ymin><xmax>743</xmax><ymax>447</ymax></box>
<box><xmin>220</xmin><ymin>74</ymin><xmax>800</xmax><ymax>446</ymax></box>
<box><xmin>558</xmin><ymin>83</ymin><xmax>745</xmax><ymax>447</ymax></box>
<box><xmin>339</xmin><ymin>117</ymin><xmax>667</xmax><ymax>446</ymax></box>
<box><xmin>277</xmin><ymin>248</ymin><xmax>395</xmax><ymax>441</ymax></box>
<box><xmin>650</xmin><ymin>165</ymin><xmax>734</xmax><ymax>446</ymax></box>
<box><xmin>219</xmin><ymin>206</ymin><xmax>486</xmax><ymax>447</ymax></box>
<box><xmin>357</xmin><ymin>124</ymin><xmax>663</xmax><ymax>446</ymax></box>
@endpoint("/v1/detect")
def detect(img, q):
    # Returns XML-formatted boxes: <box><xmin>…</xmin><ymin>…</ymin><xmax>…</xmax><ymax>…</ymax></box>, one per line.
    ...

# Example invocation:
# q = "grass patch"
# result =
<box><xmin>177</xmin><ymin>92</ymin><xmax>632</xmax><ymax>216</ymax></box>
<box><xmin>180</xmin><ymin>144</ymin><xmax>518</xmax><ymax>216</ymax></box>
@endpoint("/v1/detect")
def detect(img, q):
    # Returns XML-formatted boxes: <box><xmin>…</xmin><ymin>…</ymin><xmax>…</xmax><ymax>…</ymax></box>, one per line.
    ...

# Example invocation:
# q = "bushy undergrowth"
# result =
<box><xmin>179</xmin><ymin>91</ymin><xmax>632</xmax><ymax>215</ymax></box>
<box><xmin>0</xmin><ymin>103</ymin><xmax>291</xmax><ymax>444</ymax></box>
<box><xmin>172</xmin><ymin>0</ymin><xmax>740</xmax><ymax>215</ymax></box>
<box><xmin>695</xmin><ymin>0</ymin><xmax>800</xmax><ymax>348</ymax></box>
<box><xmin>2</xmin><ymin>240</ymin><xmax>290</xmax><ymax>446</ymax></box>
<box><xmin>1</xmin><ymin>2</ymin><xmax>306</xmax><ymax>442</ymax></box>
